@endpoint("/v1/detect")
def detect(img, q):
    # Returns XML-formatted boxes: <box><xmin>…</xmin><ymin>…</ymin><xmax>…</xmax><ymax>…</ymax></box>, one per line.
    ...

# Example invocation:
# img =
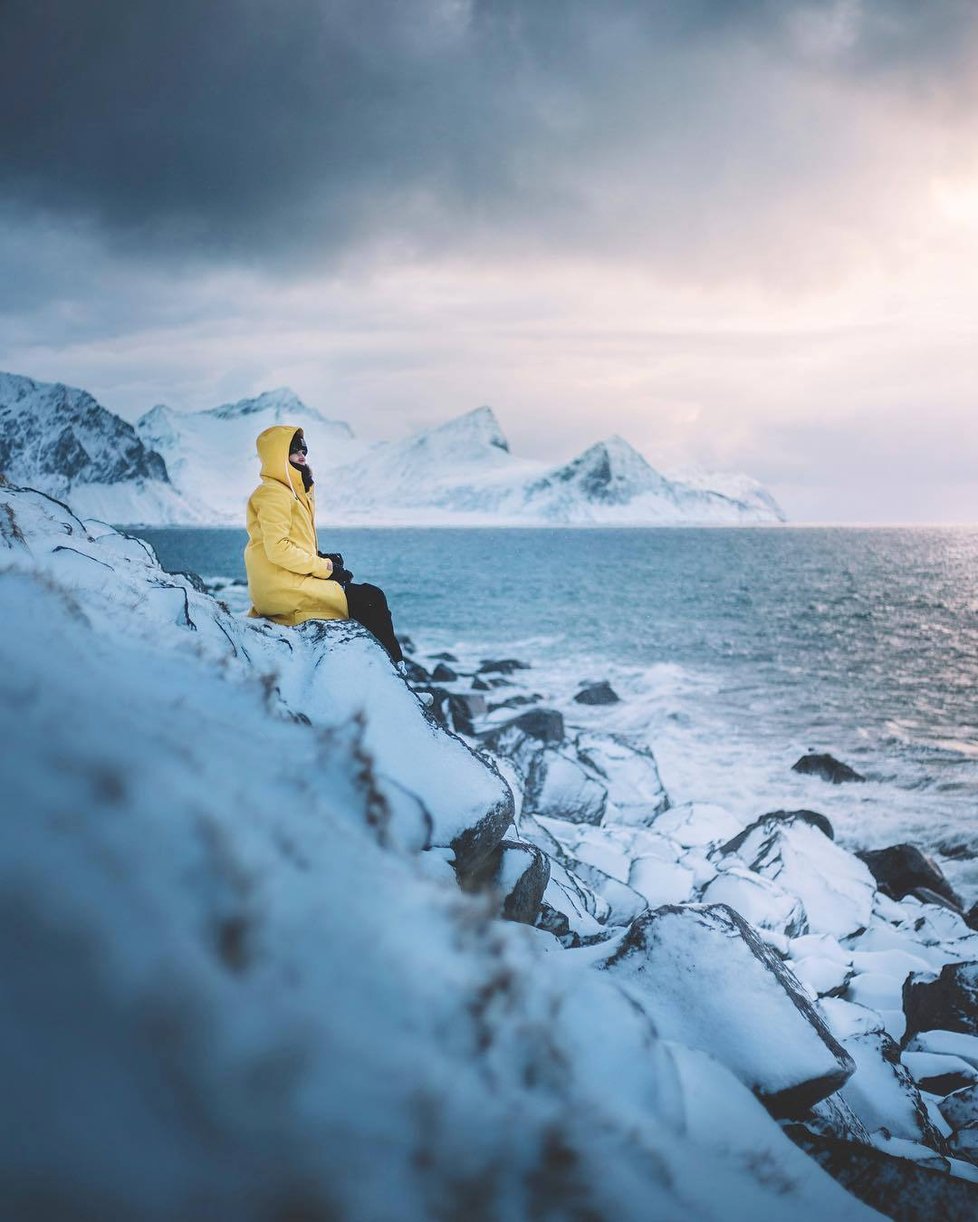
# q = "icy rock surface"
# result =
<box><xmin>595</xmin><ymin>903</ymin><xmax>855</xmax><ymax>1117</ymax></box>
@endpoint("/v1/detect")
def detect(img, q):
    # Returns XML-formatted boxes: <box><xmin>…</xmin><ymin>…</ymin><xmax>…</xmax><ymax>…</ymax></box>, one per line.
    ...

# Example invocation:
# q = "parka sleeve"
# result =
<box><xmin>255</xmin><ymin>485</ymin><xmax>334</xmax><ymax>579</ymax></box>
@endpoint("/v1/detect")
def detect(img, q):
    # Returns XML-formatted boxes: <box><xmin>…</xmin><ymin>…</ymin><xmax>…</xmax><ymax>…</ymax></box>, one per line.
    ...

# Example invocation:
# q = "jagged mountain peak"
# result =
<box><xmin>417</xmin><ymin>404</ymin><xmax>510</xmax><ymax>454</ymax></box>
<box><xmin>0</xmin><ymin>370</ymin><xmax>170</xmax><ymax>490</ymax></box>
<box><xmin>206</xmin><ymin>387</ymin><xmax>318</xmax><ymax>421</ymax></box>
<box><xmin>531</xmin><ymin>434</ymin><xmax>669</xmax><ymax>505</ymax></box>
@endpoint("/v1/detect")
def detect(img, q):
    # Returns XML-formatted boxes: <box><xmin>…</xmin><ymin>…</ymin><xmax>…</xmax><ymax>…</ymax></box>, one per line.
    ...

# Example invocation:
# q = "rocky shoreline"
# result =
<box><xmin>2</xmin><ymin>477</ymin><xmax>977</xmax><ymax>1220</ymax></box>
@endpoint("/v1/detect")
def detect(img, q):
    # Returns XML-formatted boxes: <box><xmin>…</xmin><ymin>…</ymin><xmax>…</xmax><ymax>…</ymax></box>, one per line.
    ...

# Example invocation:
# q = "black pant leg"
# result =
<box><xmin>345</xmin><ymin>582</ymin><xmax>404</xmax><ymax>665</ymax></box>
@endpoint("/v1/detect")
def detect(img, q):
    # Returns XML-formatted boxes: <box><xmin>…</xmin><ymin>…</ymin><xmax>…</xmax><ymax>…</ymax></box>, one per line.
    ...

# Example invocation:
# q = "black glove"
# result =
<box><xmin>318</xmin><ymin>551</ymin><xmax>354</xmax><ymax>586</ymax></box>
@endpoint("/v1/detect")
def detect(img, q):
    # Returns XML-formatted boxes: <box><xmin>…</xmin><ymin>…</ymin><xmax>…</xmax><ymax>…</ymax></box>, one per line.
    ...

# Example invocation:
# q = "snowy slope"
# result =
<box><xmin>0</xmin><ymin>370</ymin><xmax>197</xmax><ymax>524</ymax></box>
<box><xmin>0</xmin><ymin>478</ymin><xmax>886</xmax><ymax>1221</ymax></box>
<box><xmin>136</xmin><ymin>388</ymin><xmax>366</xmax><ymax>523</ymax></box>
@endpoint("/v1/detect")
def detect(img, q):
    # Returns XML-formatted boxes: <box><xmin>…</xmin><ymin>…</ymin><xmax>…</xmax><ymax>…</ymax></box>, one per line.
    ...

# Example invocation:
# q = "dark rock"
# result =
<box><xmin>917</xmin><ymin>1071</ymin><xmax>978</xmax><ymax>1097</ymax></box>
<box><xmin>400</xmin><ymin>657</ymin><xmax>431</xmax><ymax>684</ymax></box>
<box><xmin>967</xmin><ymin>903</ymin><xmax>978</xmax><ymax>933</ymax></box>
<box><xmin>431</xmin><ymin>662</ymin><xmax>458</xmax><ymax>682</ymax></box>
<box><xmin>573</xmin><ymin>681</ymin><xmax>620</xmax><ymax>706</ymax></box>
<box><xmin>430</xmin><ymin>651</ymin><xmax>458</xmax><ymax>662</ymax></box>
<box><xmin>904</xmin><ymin>963</ymin><xmax>978</xmax><ymax>1041</ymax></box>
<box><xmin>788</xmin><ymin>1131</ymin><xmax>978</xmax><ymax>1222</ymax></box>
<box><xmin>478</xmin><ymin>658</ymin><xmax>531</xmax><ymax>675</ymax></box>
<box><xmin>937</xmin><ymin>841</ymin><xmax>977</xmax><ymax>862</ymax></box>
<box><xmin>396</xmin><ymin>633</ymin><xmax>415</xmax><ymax>654</ymax></box>
<box><xmin>792</xmin><ymin>753</ymin><xmax>865</xmax><ymax>784</ymax></box>
<box><xmin>911</xmin><ymin>887</ymin><xmax>964</xmax><ymax>914</ymax></box>
<box><xmin>487</xmin><ymin>676</ymin><xmax>512</xmax><ymax>687</ymax></box>
<box><xmin>598</xmin><ymin>904</ymin><xmax>855</xmax><ymax>1118</ymax></box>
<box><xmin>460</xmin><ymin>839</ymin><xmax>551</xmax><ymax>925</ymax></box>
<box><xmin>725</xmin><ymin>808</ymin><xmax>835</xmax><ymax>850</ymax></box>
<box><xmin>483</xmin><ymin>708</ymin><xmax>565</xmax><ymax>748</ymax></box>
<box><xmin>471</xmin><ymin>676</ymin><xmax>490</xmax><ymax>691</ymax></box>
<box><xmin>487</xmin><ymin>694</ymin><xmax>541</xmax><ymax>713</ymax></box>
<box><xmin>446</xmin><ymin>693</ymin><xmax>488</xmax><ymax>737</ymax></box>
<box><xmin>940</xmin><ymin>1082</ymin><xmax>978</xmax><ymax>1132</ymax></box>
<box><xmin>858</xmin><ymin>844</ymin><xmax>963</xmax><ymax>909</ymax></box>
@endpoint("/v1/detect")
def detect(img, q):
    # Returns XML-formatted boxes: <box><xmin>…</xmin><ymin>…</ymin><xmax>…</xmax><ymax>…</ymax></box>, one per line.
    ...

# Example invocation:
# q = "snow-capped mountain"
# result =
<box><xmin>318</xmin><ymin>415</ymin><xmax>786</xmax><ymax>525</ymax></box>
<box><xmin>136</xmin><ymin>388</ymin><xmax>365</xmax><ymax>523</ymax></box>
<box><xmin>1</xmin><ymin>370</ymin><xmax>785</xmax><ymax>525</ymax></box>
<box><xmin>0</xmin><ymin>371</ymin><xmax>194</xmax><ymax>523</ymax></box>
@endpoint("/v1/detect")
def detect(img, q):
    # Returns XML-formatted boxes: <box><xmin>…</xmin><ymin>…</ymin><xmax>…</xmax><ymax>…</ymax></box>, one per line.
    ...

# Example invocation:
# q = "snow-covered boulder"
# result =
<box><xmin>701</xmin><ymin>862</ymin><xmax>808</xmax><ymax>937</ymax></box>
<box><xmin>596</xmin><ymin>904</ymin><xmax>855</xmax><ymax>1117</ymax></box>
<box><xmin>575</xmin><ymin>732</ymin><xmax>669</xmax><ymax>826</ymax></box>
<box><xmin>721</xmin><ymin>812</ymin><xmax>875</xmax><ymax>939</ymax></box>
<box><xmin>650</xmin><ymin>802</ymin><xmax>744</xmax><ymax>849</ymax></box>
<box><xmin>835</xmin><ymin>1028</ymin><xmax>947</xmax><ymax>1150</ymax></box>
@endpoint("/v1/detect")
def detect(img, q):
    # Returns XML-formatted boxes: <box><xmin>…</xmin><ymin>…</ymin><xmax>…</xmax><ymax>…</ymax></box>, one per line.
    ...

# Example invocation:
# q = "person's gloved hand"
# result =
<box><xmin>318</xmin><ymin>551</ymin><xmax>354</xmax><ymax>586</ymax></box>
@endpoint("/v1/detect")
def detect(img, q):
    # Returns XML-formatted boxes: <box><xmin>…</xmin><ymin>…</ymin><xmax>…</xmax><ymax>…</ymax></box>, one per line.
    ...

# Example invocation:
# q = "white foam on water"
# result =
<box><xmin>412</xmin><ymin>631</ymin><xmax>978</xmax><ymax>907</ymax></box>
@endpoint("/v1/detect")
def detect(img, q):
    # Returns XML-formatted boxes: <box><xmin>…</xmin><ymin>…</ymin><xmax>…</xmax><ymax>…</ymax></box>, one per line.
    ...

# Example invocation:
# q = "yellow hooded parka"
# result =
<box><xmin>244</xmin><ymin>424</ymin><xmax>349</xmax><ymax>624</ymax></box>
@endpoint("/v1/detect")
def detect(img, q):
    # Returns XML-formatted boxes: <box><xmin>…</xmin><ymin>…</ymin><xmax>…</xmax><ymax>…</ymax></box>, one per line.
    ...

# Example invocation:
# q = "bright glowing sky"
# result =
<box><xmin>2</xmin><ymin>1</ymin><xmax>977</xmax><ymax>521</ymax></box>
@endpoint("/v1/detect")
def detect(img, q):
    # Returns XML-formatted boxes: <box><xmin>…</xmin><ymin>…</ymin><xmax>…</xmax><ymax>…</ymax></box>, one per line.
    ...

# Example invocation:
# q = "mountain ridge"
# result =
<box><xmin>0</xmin><ymin>370</ymin><xmax>785</xmax><ymax>525</ymax></box>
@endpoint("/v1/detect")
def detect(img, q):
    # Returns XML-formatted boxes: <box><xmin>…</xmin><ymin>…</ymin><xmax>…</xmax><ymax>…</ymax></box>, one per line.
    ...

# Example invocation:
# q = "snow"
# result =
<box><xmin>908</xmin><ymin>1030</ymin><xmax>978</xmax><ymax>1072</ymax></box>
<box><xmin>2</xmin><ymin>480</ymin><xmax>879</xmax><ymax>1218</ymax></box>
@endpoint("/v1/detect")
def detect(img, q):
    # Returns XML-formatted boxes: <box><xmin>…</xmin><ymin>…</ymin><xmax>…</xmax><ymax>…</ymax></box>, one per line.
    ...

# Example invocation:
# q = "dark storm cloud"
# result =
<box><xmin>2</xmin><ymin>0</ymin><xmax>976</xmax><ymax>268</ymax></box>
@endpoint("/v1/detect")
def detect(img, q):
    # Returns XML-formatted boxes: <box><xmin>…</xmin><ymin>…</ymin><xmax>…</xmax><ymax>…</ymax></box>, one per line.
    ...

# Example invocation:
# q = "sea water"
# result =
<box><xmin>139</xmin><ymin>525</ymin><xmax>978</xmax><ymax>901</ymax></box>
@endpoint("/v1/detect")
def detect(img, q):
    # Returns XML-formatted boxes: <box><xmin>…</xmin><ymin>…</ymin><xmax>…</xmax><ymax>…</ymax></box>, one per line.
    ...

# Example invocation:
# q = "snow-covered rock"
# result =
<box><xmin>721</xmin><ymin>812</ymin><xmax>875</xmax><ymax>939</ymax></box>
<box><xmin>701</xmin><ymin>862</ymin><xmax>809</xmax><ymax>937</ymax></box>
<box><xmin>836</xmin><ymin>1030</ymin><xmax>948</xmax><ymax>1149</ymax></box>
<box><xmin>596</xmin><ymin>904</ymin><xmax>855</xmax><ymax>1117</ymax></box>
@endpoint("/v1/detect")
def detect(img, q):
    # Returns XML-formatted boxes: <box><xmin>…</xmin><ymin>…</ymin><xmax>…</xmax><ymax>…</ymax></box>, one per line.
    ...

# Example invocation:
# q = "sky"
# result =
<box><xmin>2</xmin><ymin>0</ymin><xmax>978</xmax><ymax>522</ymax></box>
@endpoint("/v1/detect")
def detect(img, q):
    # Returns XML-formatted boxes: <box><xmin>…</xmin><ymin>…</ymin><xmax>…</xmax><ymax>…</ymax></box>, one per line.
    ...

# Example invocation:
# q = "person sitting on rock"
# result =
<box><xmin>244</xmin><ymin>424</ymin><xmax>405</xmax><ymax>667</ymax></box>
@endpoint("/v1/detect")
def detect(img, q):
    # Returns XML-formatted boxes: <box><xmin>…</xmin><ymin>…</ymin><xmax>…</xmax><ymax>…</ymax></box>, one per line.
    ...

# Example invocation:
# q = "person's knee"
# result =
<box><xmin>360</xmin><ymin>582</ymin><xmax>388</xmax><ymax>607</ymax></box>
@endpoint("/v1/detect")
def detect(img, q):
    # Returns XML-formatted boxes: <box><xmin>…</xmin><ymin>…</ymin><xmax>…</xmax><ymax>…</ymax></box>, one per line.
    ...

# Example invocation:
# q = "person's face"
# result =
<box><xmin>290</xmin><ymin>438</ymin><xmax>308</xmax><ymax>465</ymax></box>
